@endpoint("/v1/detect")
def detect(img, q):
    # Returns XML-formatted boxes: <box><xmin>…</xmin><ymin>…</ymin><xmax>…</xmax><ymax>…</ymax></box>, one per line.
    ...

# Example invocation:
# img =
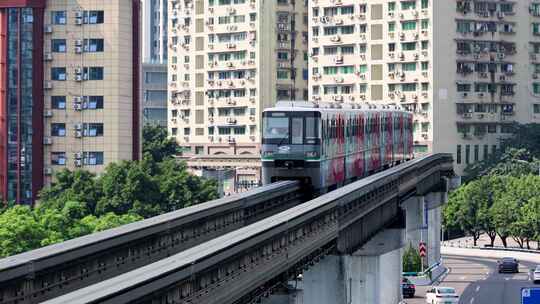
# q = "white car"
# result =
<box><xmin>533</xmin><ymin>265</ymin><xmax>540</xmax><ymax>283</ymax></box>
<box><xmin>425</xmin><ymin>286</ymin><xmax>459</xmax><ymax>304</ymax></box>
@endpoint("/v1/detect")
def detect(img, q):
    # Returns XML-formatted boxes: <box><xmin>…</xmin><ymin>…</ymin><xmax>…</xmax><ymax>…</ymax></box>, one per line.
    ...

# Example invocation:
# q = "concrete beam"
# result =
<box><xmin>353</xmin><ymin>228</ymin><xmax>405</xmax><ymax>256</ymax></box>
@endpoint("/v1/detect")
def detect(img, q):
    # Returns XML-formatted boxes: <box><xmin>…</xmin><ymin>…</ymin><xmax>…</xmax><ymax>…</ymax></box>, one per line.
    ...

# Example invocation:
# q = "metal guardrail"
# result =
<box><xmin>41</xmin><ymin>153</ymin><xmax>454</xmax><ymax>304</ymax></box>
<box><xmin>0</xmin><ymin>181</ymin><xmax>304</xmax><ymax>304</ymax></box>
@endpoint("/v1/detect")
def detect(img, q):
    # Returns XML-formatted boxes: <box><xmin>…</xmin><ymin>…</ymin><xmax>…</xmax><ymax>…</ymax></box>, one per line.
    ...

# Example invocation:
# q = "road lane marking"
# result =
<box><xmin>505</xmin><ymin>277</ymin><xmax>509</xmax><ymax>281</ymax></box>
<box><xmin>460</xmin><ymin>276</ymin><xmax>467</xmax><ymax>280</ymax></box>
<box><xmin>470</xmin><ymin>297</ymin><xmax>475</xmax><ymax>304</ymax></box>
<box><xmin>476</xmin><ymin>285</ymin><xmax>480</xmax><ymax>292</ymax></box>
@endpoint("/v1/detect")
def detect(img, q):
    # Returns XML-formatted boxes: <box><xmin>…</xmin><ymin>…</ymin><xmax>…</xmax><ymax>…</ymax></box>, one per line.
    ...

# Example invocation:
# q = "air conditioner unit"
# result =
<box><xmin>75</xmin><ymin>74</ymin><xmax>83</xmax><ymax>82</ymax></box>
<box><xmin>74</xmin><ymin>152</ymin><xmax>83</xmax><ymax>159</ymax></box>
<box><xmin>330</xmin><ymin>35</ymin><xmax>341</xmax><ymax>42</ymax></box>
<box><xmin>44</xmin><ymin>25</ymin><xmax>53</xmax><ymax>33</ymax></box>
<box><xmin>45</xmin><ymin>167</ymin><xmax>53</xmax><ymax>176</ymax></box>
<box><xmin>44</xmin><ymin>81</ymin><xmax>53</xmax><ymax>89</ymax></box>
<box><xmin>334</xmin><ymin>77</ymin><xmax>344</xmax><ymax>83</ymax></box>
<box><xmin>44</xmin><ymin>53</ymin><xmax>53</xmax><ymax>61</ymax></box>
<box><xmin>74</xmin><ymin>46</ymin><xmax>83</xmax><ymax>54</ymax></box>
<box><xmin>75</xmin><ymin>18</ymin><xmax>83</xmax><ymax>25</ymax></box>
<box><xmin>44</xmin><ymin>110</ymin><xmax>53</xmax><ymax>117</ymax></box>
<box><xmin>43</xmin><ymin>137</ymin><xmax>53</xmax><ymax>145</ymax></box>
<box><xmin>462</xmin><ymin>113</ymin><xmax>473</xmax><ymax>118</ymax></box>
<box><xmin>75</xmin><ymin>39</ymin><xmax>83</xmax><ymax>46</ymax></box>
<box><xmin>75</xmin><ymin>159</ymin><xmax>83</xmax><ymax>167</ymax></box>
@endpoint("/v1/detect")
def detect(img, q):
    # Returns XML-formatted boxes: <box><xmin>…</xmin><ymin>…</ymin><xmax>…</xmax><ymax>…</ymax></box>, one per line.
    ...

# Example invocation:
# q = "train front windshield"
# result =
<box><xmin>262</xmin><ymin>111</ymin><xmax>320</xmax><ymax>145</ymax></box>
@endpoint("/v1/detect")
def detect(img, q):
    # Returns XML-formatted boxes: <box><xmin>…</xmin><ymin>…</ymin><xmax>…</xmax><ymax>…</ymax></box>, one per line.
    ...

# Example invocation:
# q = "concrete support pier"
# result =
<box><xmin>299</xmin><ymin>229</ymin><xmax>404</xmax><ymax>304</ymax></box>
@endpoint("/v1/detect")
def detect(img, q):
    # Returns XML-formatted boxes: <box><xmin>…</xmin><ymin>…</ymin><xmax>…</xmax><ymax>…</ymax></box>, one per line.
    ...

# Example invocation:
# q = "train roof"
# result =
<box><xmin>263</xmin><ymin>101</ymin><xmax>410</xmax><ymax>114</ymax></box>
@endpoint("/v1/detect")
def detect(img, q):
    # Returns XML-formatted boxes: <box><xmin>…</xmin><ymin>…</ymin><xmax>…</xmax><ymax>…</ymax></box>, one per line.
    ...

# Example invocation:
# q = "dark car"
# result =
<box><xmin>498</xmin><ymin>257</ymin><xmax>519</xmax><ymax>273</ymax></box>
<box><xmin>401</xmin><ymin>277</ymin><xmax>415</xmax><ymax>298</ymax></box>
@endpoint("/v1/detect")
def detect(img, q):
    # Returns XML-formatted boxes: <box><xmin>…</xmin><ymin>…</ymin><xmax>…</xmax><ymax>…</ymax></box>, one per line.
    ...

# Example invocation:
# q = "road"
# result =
<box><xmin>405</xmin><ymin>255</ymin><xmax>539</xmax><ymax>304</ymax></box>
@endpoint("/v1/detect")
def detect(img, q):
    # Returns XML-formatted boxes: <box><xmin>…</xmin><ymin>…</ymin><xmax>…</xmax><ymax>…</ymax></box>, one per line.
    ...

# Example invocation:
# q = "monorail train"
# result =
<box><xmin>261</xmin><ymin>101</ymin><xmax>414</xmax><ymax>191</ymax></box>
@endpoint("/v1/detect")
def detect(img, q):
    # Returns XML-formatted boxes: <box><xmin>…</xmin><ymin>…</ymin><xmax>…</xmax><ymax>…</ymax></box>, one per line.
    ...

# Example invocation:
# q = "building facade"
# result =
<box><xmin>167</xmin><ymin>0</ymin><xmax>308</xmax><ymax>184</ymax></box>
<box><xmin>142</xmin><ymin>63</ymin><xmax>168</xmax><ymax>126</ymax></box>
<box><xmin>0</xmin><ymin>0</ymin><xmax>140</xmax><ymax>204</ymax></box>
<box><xmin>142</xmin><ymin>0</ymin><xmax>168</xmax><ymax>64</ymax></box>
<box><xmin>309</xmin><ymin>0</ymin><xmax>540</xmax><ymax>174</ymax></box>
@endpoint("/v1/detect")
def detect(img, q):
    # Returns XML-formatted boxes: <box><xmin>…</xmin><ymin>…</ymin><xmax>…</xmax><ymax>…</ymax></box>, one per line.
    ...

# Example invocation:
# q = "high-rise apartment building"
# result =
<box><xmin>167</xmin><ymin>0</ymin><xmax>308</xmax><ymax>183</ymax></box>
<box><xmin>309</xmin><ymin>0</ymin><xmax>540</xmax><ymax>174</ymax></box>
<box><xmin>143</xmin><ymin>0</ymin><xmax>168</xmax><ymax>64</ymax></box>
<box><xmin>0</xmin><ymin>0</ymin><xmax>140</xmax><ymax>204</ymax></box>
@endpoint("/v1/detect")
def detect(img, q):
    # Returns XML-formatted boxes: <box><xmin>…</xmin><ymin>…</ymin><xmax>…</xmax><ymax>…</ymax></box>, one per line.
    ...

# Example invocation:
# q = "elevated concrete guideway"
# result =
<box><xmin>41</xmin><ymin>154</ymin><xmax>454</xmax><ymax>304</ymax></box>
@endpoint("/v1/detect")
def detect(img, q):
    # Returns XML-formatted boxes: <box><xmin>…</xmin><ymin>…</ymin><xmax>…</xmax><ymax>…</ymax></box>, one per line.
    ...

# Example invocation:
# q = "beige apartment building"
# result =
<box><xmin>167</xmin><ymin>0</ymin><xmax>308</xmax><ymax>186</ymax></box>
<box><xmin>309</xmin><ymin>0</ymin><xmax>540</xmax><ymax>174</ymax></box>
<box><xmin>42</xmin><ymin>0</ymin><xmax>141</xmax><ymax>182</ymax></box>
<box><xmin>0</xmin><ymin>0</ymin><xmax>140</xmax><ymax>203</ymax></box>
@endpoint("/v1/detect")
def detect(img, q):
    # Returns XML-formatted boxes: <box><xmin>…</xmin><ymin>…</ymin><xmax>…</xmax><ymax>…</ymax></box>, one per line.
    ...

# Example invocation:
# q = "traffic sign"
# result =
<box><xmin>419</xmin><ymin>242</ymin><xmax>427</xmax><ymax>257</ymax></box>
<box><xmin>522</xmin><ymin>287</ymin><xmax>540</xmax><ymax>304</ymax></box>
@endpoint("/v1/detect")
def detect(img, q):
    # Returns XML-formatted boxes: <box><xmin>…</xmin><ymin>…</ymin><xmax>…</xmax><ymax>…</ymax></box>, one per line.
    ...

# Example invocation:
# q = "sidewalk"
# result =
<box><xmin>443</xmin><ymin>233</ymin><xmax>540</xmax><ymax>251</ymax></box>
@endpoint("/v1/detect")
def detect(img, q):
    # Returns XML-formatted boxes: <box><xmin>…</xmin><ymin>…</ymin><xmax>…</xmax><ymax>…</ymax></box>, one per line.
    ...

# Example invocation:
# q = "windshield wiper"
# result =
<box><xmin>277</xmin><ymin>132</ymin><xmax>289</xmax><ymax>147</ymax></box>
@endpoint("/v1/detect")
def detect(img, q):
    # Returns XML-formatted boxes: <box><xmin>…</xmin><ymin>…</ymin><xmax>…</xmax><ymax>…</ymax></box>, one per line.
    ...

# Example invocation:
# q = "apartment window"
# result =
<box><xmin>277</xmin><ymin>70</ymin><xmax>289</xmax><ymax>79</ymax></box>
<box><xmin>388</xmin><ymin>22</ymin><xmax>395</xmax><ymax>32</ymax></box>
<box><xmin>388</xmin><ymin>2</ymin><xmax>396</xmax><ymax>11</ymax></box>
<box><xmin>358</xmin><ymin>84</ymin><xmax>367</xmax><ymax>93</ymax></box>
<box><xmin>171</xmin><ymin>128</ymin><xmax>178</xmax><ymax>135</ymax></box>
<box><xmin>402</xmin><ymin>83</ymin><xmax>416</xmax><ymax>92</ymax></box>
<box><xmin>421</xmin><ymin>0</ymin><xmax>428</xmax><ymax>9</ymax></box>
<box><xmin>51</xmin><ymin>67</ymin><xmax>67</xmax><ymax>81</ymax></box>
<box><xmin>341</xmin><ymin>46</ymin><xmax>354</xmax><ymax>54</ymax></box>
<box><xmin>86</xmin><ymin>96</ymin><xmax>104</xmax><ymax>109</ymax></box>
<box><xmin>250</xmin><ymin>88</ymin><xmax>256</xmax><ymax>96</ymax></box>
<box><xmin>487</xmin><ymin>124</ymin><xmax>497</xmax><ymax>133</ymax></box>
<box><xmin>324</xmin><ymin>67</ymin><xmax>338</xmax><ymax>75</ymax></box>
<box><xmin>83</xmin><ymin>152</ymin><xmax>104</xmax><ymax>165</ymax></box>
<box><xmin>208</xmin><ymin>127</ymin><xmax>214</xmax><ymax>135</ymax></box>
<box><xmin>84</xmin><ymin>67</ymin><xmax>104</xmax><ymax>80</ymax></box>
<box><xmin>83</xmin><ymin>39</ymin><xmax>104</xmax><ymax>52</ymax></box>
<box><xmin>456</xmin><ymin>145</ymin><xmax>462</xmax><ymax>164</ymax></box>
<box><xmin>51</xmin><ymin>152</ymin><xmax>66</xmax><ymax>166</ymax></box>
<box><xmin>234</xmin><ymin>126</ymin><xmax>246</xmax><ymax>135</ymax></box>
<box><xmin>534</xmin><ymin>104</ymin><xmax>540</xmax><ymax>114</ymax></box>
<box><xmin>51</xmin><ymin>123</ymin><xmax>66</xmax><ymax>137</ymax></box>
<box><xmin>359</xmin><ymin>65</ymin><xmax>368</xmax><ymax>73</ymax></box>
<box><xmin>83</xmin><ymin>123</ymin><xmax>104</xmax><ymax>137</ymax></box>
<box><xmin>51</xmin><ymin>11</ymin><xmax>66</xmax><ymax>25</ymax></box>
<box><xmin>195</xmin><ymin>146</ymin><xmax>204</xmax><ymax>155</ymax></box>
<box><xmin>465</xmin><ymin>145</ymin><xmax>470</xmax><ymax>164</ymax></box>
<box><xmin>421</xmin><ymin>83</ymin><xmax>429</xmax><ymax>91</ymax></box>
<box><xmin>421</xmin><ymin>61</ymin><xmax>428</xmax><ymax>71</ymax></box>
<box><xmin>324</xmin><ymin>47</ymin><xmax>337</xmax><ymax>55</ymax></box>
<box><xmin>51</xmin><ymin>96</ymin><xmax>66</xmax><ymax>109</ymax></box>
<box><xmin>534</xmin><ymin>23</ymin><xmax>540</xmax><ymax>35</ymax></box>
<box><xmin>421</xmin><ymin>19</ymin><xmax>429</xmax><ymax>29</ymax></box>
<box><xmin>277</xmin><ymin>52</ymin><xmax>288</xmax><ymax>60</ymax></box>
<box><xmin>388</xmin><ymin>43</ymin><xmax>396</xmax><ymax>52</ymax></box>
<box><xmin>146</xmin><ymin>72</ymin><xmax>166</xmax><ymax>84</ymax></box>
<box><xmin>51</xmin><ymin>39</ymin><xmax>66</xmax><ymax>52</ymax></box>
<box><xmin>472</xmin><ymin>145</ymin><xmax>479</xmax><ymax>162</ymax></box>
<box><xmin>83</xmin><ymin>11</ymin><xmax>104</xmax><ymax>24</ymax></box>
<box><xmin>250</xmin><ymin>13</ymin><xmax>256</xmax><ymax>21</ymax></box>
<box><xmin>402</xmin><ymin>21</ymin><xmax>416</xmax><ymax>31</ymax></box>
<box><xmin>492</xmin><ymin>145</ymin><xmax>497</xmax><ymax>155</ymax></box>
<box><xmin>401</xmin><ymin>1</ymin><xmax>415</xmax><ymax>10</ymax></box>
<box><xmin>184</xmin><ymin>128</ymin><xmax>191</xmax><ymax>135</ymax></box>
<box><xmin>534</xmin><ymin>83</ymin><xmax>540</xmax><ymax>95</ymax></box>
<box><xmin>483</xmin><ymin>145</ymin><xmax>489</xmax><ymax>160</ymax></box>
<box><xmin>402</xmin><ymin>63</ymin><xmax>416</xmax><ymax>71</ymax></box>
<box><xmin>401</xmin><ymin>42</ymin><xmax>416</xmax><ymax>51</ymax></box>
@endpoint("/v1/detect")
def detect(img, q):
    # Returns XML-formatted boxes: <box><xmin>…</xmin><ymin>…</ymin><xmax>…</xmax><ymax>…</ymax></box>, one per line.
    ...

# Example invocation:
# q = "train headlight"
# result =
<box><xmin>305</xmin><ymin>151</ymin><xmax>319</xmax><ymax>158</ymax></box>
<box><xmin>262</xmin><ymin>151</ymin><xmax>274</xmax><ymax>157</ymax></box>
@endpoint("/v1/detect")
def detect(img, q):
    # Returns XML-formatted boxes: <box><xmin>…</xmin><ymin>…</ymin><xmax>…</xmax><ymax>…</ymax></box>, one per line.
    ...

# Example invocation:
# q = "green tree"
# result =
<box><xmin>444</xmin><ymin>182</ymin><xmax>485</xmax><ymax>246</ymax></box>
<box><xmin>96</xmin><ymin>161</ymin><xmax>162</xmax><ymax>217</ymax></box>
<box><xmin>142</xmin><ymin>124</ymin><xmax>178</xmax><ymax>162</ymax></box>
<box><xmin>0</xmin><ymin>206</ymin><xmax>46</xmax><ymax>257</ymax></box>
<box><xmin>403</xmin><ymin>244</ymin><xmax>422</xmax><ymax>273</ymax></box>
<box><xmin>38</xmin><ymin>169</ymin><xmax>101</xmax><ymax>213</ymax></box>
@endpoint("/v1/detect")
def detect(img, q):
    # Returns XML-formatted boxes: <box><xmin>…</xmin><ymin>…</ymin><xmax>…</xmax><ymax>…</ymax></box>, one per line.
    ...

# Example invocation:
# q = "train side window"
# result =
<box><xmin>291</xmin><ymin>117</ymin><xmax>303</xmax><ymax>144</ymax></box>
<box><xmin>305</xmin><ymin>117</ymin><xmax>318</xmax><ymax>141</ymax></box>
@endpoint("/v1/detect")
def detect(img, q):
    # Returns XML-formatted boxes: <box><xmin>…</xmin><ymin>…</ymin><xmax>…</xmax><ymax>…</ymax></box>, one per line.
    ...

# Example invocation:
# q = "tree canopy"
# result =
<box><xmin>0</xmin><ymin>126</ymin><xmax>218</xmax><ymax>258</ymax></box>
